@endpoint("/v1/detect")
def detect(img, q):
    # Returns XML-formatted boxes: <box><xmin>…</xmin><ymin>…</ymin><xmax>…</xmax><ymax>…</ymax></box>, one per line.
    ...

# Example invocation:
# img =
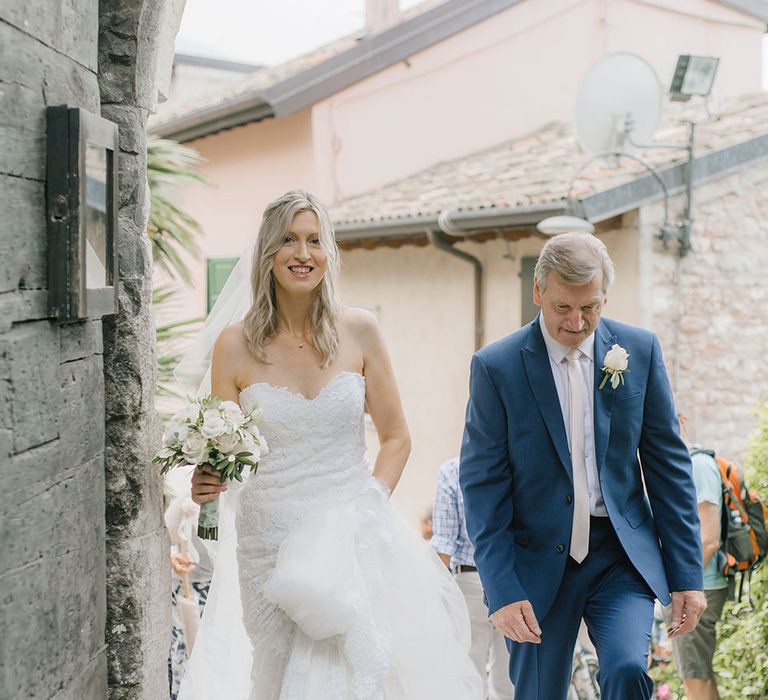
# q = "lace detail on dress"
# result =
<box><xmin>232</xmin><ymin>371</ymin><xmax>481</xmax><ymax>700</ymax></box>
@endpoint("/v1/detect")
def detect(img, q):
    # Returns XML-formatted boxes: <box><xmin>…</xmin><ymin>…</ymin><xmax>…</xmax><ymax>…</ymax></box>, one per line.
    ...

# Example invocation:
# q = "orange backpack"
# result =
<box><xmin>692</xmin><ymin>450</ymin><xmax>768</xmax><ymax>602</ymax></box>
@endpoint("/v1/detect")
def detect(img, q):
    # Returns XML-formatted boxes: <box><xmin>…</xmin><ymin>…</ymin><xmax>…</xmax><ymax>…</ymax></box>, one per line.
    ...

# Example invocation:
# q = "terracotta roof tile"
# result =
<box><xmin>329</xmin><ymin>92</ymin><xmax>768</xmax><ymax>225</ymax></box>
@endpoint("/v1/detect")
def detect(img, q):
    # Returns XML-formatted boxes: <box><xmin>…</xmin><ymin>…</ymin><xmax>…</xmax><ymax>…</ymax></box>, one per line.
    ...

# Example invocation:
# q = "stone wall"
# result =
<box><xmin>0</xmin><ymin>1</ymin><xmax>108</xmax><ymax>697</ymax></box>
<box><xmin>1</xmin><ymin>0</ymin><xmax>182</xmax><ymax>697</ymax></box>
<box><xmin>98</xmin><ymin>1</ymin><xmax>182</xmax><ymax>697</ymax></box>
<box><xmin>646</xmin><ymin>160</ymin><xmax>768</xmax><ymax>460</ymax></box>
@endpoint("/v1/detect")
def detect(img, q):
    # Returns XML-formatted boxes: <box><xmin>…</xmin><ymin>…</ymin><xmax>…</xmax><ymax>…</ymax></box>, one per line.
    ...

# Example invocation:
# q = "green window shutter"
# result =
<box><xmin>206</xmin><ymin>257</ymin><xmax>239</xmax><ymax>313</ymax></box>
<box><xmin>520</xmin><ymin>256</ymin><xmax>538</xmax><ymax>326</ymax></box>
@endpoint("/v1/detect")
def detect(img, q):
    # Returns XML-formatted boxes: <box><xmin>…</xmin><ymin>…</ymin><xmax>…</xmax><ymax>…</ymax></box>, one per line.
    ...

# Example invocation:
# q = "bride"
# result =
<box><xmin>176</xmin><ymin>190</ymin><xmax>481</xmax><ymax>699</ymax></box>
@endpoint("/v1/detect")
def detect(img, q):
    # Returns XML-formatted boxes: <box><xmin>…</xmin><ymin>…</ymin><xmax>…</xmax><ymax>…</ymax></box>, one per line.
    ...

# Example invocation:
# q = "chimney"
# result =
<box><xmin>365</xmin><ymin>0</ymin><xmax>402</xmax><ymax>34</ymax></box>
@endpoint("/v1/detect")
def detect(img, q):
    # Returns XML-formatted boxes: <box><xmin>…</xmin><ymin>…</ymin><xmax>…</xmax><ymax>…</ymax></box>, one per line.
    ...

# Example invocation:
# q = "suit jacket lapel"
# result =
<box><xmin>593</xmin><ymin>320</ymin><xmax>616</xmax><ymax>474</ymax></box>
<box><xmin>521</xmin><ymin>319</ymin><xmax>572</xmax><ymax>480</ymax></box>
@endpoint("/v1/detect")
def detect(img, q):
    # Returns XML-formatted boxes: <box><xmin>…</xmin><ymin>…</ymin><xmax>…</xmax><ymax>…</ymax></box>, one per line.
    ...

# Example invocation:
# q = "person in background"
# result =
<box><xmin>432</xmin><ymin>456</ymin><xmax>515</xmax><ymax>700</ymax></box>
<box><xmin>662</xmin><ymin>416</ymin><xmax>728</xmax><ymax>700</ymax></box>
<box><xmin>420</xmin><ymin>506</ymin><xmax>434</xmax><ymax>540</ymax></box>
<box><xmin>165</xmin><ymin>466</ymin><xmax>214</xmax><ymax>700</ymax></box>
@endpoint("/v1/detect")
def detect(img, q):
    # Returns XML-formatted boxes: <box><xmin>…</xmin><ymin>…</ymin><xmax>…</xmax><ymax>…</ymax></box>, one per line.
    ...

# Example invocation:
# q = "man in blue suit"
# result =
<box><xmin>460</xmin><ymin>232</ymin><xmax>706</xmax><ymax>700</ymax></box>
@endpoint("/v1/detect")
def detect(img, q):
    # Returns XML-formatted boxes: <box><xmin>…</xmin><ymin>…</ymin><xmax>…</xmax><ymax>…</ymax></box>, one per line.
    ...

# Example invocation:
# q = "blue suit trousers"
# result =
<box><xmin>507</xmin><ymin>517</ymin><xmax>656</xmax><ymax>700</ymax></box>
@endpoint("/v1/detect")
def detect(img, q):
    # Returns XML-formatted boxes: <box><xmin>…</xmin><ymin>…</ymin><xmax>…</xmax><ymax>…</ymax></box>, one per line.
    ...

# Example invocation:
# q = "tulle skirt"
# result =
<box><xmin>179</xmin><ymin>479</ymin><xmax>482</xmax><ymax>699</ymax></box>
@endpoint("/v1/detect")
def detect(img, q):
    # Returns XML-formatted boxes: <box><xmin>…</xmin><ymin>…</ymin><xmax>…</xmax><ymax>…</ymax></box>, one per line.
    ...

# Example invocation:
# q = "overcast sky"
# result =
<box><xmin>177</xmin><ymin>2</ymin><xmax>768</xmax><ymax>86</ymax></box>
<box><xmin>176</xmin><ymin>0</ymin><xmax>425</xmax><ymax>66</ymax></box>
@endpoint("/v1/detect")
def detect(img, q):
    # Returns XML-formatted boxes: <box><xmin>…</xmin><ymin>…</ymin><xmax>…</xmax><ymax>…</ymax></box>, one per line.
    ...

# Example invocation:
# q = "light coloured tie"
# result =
<box><xmin>566</xmin><ymin>348</ymin><xmax>590</xmax><ymax>563</ymax></box>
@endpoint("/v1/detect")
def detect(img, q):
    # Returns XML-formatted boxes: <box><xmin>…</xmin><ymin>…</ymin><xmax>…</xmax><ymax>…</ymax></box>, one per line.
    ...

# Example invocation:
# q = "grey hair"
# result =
<box><xmin>534</xmin><ymin>232</ymin><xmax>615</xmax><ymax>294</ymax></box>
<box><xmin>242</xmin><ymin>189</ymin><xmax>341</xmax><ymax>368</ymax></box>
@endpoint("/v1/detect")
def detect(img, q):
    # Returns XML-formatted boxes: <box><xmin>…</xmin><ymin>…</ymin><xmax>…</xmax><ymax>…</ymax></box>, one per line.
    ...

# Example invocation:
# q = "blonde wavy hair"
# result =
<box><xmin>242</xmin><ymin>190</ymin><xmax>341</xmax><ymax>367</ymax></box>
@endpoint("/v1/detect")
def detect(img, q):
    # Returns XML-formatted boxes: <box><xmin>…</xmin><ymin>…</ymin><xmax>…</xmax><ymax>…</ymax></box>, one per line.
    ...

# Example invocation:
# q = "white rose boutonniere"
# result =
<box><xmin>599</xmin><ymin>343</ymin><xmax>630</xmax><ymax>390</ymax></box>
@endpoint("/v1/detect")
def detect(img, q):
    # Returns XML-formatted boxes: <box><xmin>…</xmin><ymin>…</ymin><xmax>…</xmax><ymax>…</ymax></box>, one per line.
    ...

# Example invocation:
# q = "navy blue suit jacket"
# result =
<box><xmin>460</xmin><ymin>317</ymin><xmax>703</xmax><ymax>619</ymax></box>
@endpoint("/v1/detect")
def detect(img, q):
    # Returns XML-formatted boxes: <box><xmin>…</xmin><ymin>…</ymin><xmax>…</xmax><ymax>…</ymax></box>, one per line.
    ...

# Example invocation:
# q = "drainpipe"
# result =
<box><xmin>427</xmin><ymin>208</ymin><xmax>485</xmax><ymax>351</ymax></box>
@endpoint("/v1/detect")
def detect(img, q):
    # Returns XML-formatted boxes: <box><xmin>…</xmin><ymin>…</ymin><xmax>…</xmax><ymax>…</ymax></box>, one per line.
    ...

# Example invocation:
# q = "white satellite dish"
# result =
<box><xmin>574</xmin><ymin>53</ymin><xmax>663</xmax><ymax>155</ymax></box>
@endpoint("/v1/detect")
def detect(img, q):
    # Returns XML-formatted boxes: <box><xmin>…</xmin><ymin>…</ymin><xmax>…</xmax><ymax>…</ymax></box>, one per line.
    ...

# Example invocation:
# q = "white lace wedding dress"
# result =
<box><xmin>179</xmin><ymin>371</ymin><xmax>482</xmax><ymax>699</ymax></box>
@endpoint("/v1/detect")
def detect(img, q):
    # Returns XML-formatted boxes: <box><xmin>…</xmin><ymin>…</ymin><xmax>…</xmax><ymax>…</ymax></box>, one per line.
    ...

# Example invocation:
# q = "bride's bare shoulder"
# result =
<box><xmin>340</xmin><ymin>306</ymin><xmax>379</xmax><ymax>333</ymax></box>
<box><xmin>214</xmin><ymin>322</ymin><xmax>249</xmax><ymax>358</ymax></box>
<box><xmin>339</xmin><ymin>306</ymin><xmax>383</xmax><ymax>349</ymax></box>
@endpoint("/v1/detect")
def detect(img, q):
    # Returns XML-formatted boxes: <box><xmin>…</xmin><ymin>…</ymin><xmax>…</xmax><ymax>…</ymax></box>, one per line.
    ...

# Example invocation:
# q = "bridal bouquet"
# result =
<box><xmin>154</xmin><ymin>396</ymin><xmax>268</xmax><ymax>540</ymax></box>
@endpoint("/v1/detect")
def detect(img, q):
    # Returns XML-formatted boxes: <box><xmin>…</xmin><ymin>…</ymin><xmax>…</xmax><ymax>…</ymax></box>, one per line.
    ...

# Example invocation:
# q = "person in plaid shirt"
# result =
<box><xmin>432</xmin><ymin>457</ymin><xmax>515</xmax><ymax>699</ymax></box>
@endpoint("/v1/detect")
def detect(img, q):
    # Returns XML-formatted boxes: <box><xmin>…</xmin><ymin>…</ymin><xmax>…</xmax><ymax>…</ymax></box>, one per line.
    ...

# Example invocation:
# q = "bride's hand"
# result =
<box><xmin>191</xmin><ymin>465</ymin><xmax>227</xmax><ymax>505</ymax></box>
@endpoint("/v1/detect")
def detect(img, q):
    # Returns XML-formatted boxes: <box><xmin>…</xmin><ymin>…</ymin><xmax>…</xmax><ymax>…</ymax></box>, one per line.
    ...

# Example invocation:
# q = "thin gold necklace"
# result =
<box><xmin>279</xmin><ymin>325</ymin><xmax>308</xmax><ymax>349</ymax></box>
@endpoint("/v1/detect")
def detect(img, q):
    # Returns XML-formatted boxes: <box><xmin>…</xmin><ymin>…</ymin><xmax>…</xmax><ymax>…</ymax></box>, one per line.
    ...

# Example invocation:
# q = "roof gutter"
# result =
<box><xmin>334</xmin><ymin>201</ymin><xmax>566</xmax><ymax>242</ymax></box>
<box><xmin>149</xmin><ymin>96</ymin><xmax>274</xmax><ymax>142</ymax></box>
<box><xmin>429</xmin><ymin>210</ymin><xmax>487</xmax><ymax>350</ymax></box>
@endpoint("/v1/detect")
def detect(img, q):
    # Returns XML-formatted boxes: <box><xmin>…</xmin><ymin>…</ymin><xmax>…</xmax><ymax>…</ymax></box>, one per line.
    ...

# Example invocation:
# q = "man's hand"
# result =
<box><xmin>667</xmin><ymin>590</ymin><xmax>707</xmax><ymax>638</ymax></box>
<box><xmin>490</xmin><ymin>600</ymin><xmax>542</xmax><ymax>644</ymax></box>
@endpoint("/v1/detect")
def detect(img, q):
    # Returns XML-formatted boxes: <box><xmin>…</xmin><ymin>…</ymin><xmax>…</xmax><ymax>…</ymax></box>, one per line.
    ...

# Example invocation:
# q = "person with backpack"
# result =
<box><xmin>662</xmin><ymin>416</ymin><xmax>728</xmax><ymax>700</ymax></box>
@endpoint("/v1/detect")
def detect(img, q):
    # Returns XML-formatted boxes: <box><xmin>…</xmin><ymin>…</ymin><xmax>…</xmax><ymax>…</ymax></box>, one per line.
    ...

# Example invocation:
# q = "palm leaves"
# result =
<box><xmin>147</xmin><ymin>138</ymin><xmax>210</xmax><ymax>406</ymax></box>
<box><xmin>147</xmin><ymin>137</ymin><xmax>212</xmax><ymax>285</ymax></box>
<box><xmin>153</xmin><ymin>286</ymin><xmax>203</xmax><ymax>400</ymax></box>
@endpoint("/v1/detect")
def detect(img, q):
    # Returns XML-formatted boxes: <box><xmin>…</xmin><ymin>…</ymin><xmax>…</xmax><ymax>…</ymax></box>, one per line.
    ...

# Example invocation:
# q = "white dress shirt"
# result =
<box><xmin>539</xmin><ymin>321</ymin><xmax>608</xmax><ymax>516</ymax></box>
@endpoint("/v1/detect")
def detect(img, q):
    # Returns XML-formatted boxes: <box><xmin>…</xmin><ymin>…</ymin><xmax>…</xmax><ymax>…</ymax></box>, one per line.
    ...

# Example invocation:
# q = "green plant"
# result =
<box><xmin>147</xmin><ymin>137</ymin><xmax>211</xmax><ymax>286</ymax></box>
<box><xmin>650</xmin><ymin>406</ymin><xmax>768</xmax><ymax>699</ymax></box>
<box><xmin>146</xmin><ymin>138</ymin><xmax>211</xmax><ymax>409</ymax></box>
<box><xmin>153</xmin><ymin>285</ymin><xmax>202</xmax><ymax>402</ymax></box>
<box><xmin>712</xmin><ymin>405</ymin><xmax>768</xmax><ymax>699</ymax></box>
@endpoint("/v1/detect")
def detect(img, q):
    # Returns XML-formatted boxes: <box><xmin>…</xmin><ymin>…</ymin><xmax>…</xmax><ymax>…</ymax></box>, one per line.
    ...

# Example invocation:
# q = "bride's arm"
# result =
<box><xmin>350</xmin><ymin>309</ymin><xmax>411</xmax><ymax>493</ymax></box>
<box><xmin>210</xmin><ymin>324</ymin><xmax>246</xmax><ymax>403</ymax></box>
<box><xmin>191</xmin><ymin>325</ymin><xmax>243</xmax><ymax>505</ymax></box>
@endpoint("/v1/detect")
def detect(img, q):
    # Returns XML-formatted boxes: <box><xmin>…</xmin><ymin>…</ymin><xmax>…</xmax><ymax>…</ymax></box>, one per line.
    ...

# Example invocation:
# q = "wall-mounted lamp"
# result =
<box><xmin>46</xmin><ymin>106</ymin><xmax>119</xmax><ymax>321</ymax></box>
<box><xmin>536</xmin><ymin>215</ymin><xmax>595</xmax><ymax>236</ymax></box>
<box><xmin>669</xmin><ymin>55</ymin><xmax>719</xmax><ymax>102</ymax></box>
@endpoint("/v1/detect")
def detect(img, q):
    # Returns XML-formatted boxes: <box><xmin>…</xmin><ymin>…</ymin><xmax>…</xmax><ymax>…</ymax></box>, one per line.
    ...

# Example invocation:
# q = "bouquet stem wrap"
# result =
<box><xmin>197</xmin><ymin>497</ymin><xmax>220</xmax><ymax>540</ymax></box>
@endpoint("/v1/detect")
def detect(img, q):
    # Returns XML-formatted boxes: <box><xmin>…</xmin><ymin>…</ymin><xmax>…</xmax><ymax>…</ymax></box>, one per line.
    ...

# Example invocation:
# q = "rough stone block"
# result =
<box><xmin>0</xmin><ymin>176</ymin><xmax>46</xmax><ymax>294</ymax></box>
<box><xmin>42</xmin><ymin>55</ymin><xmax>100</xmax><ymax>115</ymax></box>
<box><xmin>49</xmin><ymin>652</ymin><xmax>108</xmax><ymax>700</ymax></box>
<box><xmin>59</xmin><ymin>319</ymin><xmax>104</xmax><ymax>362</ymax></box>
<box><xmin>104</xmin><ymin>411</ymin><xmax>163</xmax><ymax>540</ymax></box>
<box><xmin>0</xmin><ymin>321</ymin><xmax>59</xmax><ymax>453</ymax></box>
<box><xmin>0</xmin><ymin>79</ymin><xmax>46</xmax><ymax>181</ymax></box>
<box><xmin>57</xmin><ymin>353</ymin><xmax>106</xmax><ymax>466</ymax></box>
<box><xmin>100</xmin><ymin>103</ymin><xmax>146</xmax><ymax>156</ymax></box>
<box><xmin>0</xmin><ymin>0</ymin><xmax>99</xmax><ymax>72</ymax></box>
<box><xmin>0</xmin><ymin>456</ymin><xmax>105</xmax><ymax>700</ymax></box>
<box><xmin>0</xmin><ymin>21</ymin><xmax>46</xmax><ymax>90</ymax></box>
<box><xmin>105</xmin><ymin>527</ymin><xmax>170</xmax><ymax>699</ymax></box>
<box><xmin>0</xmin><ymin>290</ymin><xmax>50</xmax><ymax>333</ymax></box>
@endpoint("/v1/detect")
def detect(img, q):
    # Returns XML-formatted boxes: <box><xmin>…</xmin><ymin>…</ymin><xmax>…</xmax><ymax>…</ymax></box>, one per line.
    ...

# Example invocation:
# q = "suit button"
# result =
<box><xmin>556</xmin><ymin>544</ymin><xmax>565</xmax><ymax>554</ymax></box>
<box><xmin>565</xmin><ymin>495</ymin><xmax>573</xmax><ymax>505</ymax></box>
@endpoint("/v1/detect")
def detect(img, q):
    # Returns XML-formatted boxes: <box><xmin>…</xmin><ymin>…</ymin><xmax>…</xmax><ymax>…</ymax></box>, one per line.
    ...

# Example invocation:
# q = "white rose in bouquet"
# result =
<box><xmin>163</xmin><ymin>422</ymin><xmax>189</xmax><ymax>446</ymax></box>
<box><xmin>220</xmin><ymin>400</ymin><xmax>246</xmax><ymax>428</ymax></box>
<box><xmin>216</xmin><ymin>431</ymin><xmax>242</xmax><ymax>454</ymax></box>
<box><xmin>182</xmin><ymin>432</ymin><xmax>209</xmax><ymax>464</ymax></box>
<box><xmin>200</xmin><ymin>409</ymin><xmax>228</xmax><ymax>439</ymax></box>
<box><xmin>171</xmin><ymin>403</ymin><xmax>200</xmax><ymax>424</ymax></box>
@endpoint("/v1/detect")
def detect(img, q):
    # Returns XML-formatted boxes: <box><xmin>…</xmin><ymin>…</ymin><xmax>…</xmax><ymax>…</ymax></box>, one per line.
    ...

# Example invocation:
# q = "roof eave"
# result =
<box><xmin>149</xmin><ymin>0</ymin><xmax>525</xmax><ymax>142</ymax></box>
<box><xmin>717</xmin><ymin>0</ymin><xmax>768</xmax><ymax>25</ymax></box>
<box><xmin>149</xmin><ymin>95</ymin><xmax>274</xmax><ymax>142</ymax></box>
